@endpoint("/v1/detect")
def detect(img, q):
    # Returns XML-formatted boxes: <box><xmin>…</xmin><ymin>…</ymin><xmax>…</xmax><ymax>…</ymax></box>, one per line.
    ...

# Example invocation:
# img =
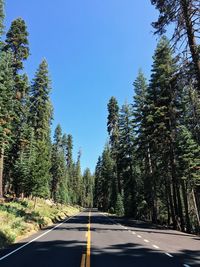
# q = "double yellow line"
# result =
<box><xmin>81</xmin><ymin>211</ymin><xmax>91</xmax><ymax>267</ymax></box>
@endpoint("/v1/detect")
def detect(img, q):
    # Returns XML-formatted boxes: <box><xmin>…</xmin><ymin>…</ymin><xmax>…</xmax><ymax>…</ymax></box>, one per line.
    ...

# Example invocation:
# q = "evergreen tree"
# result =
<box><xmin>29</xmin><ymin>59</ymin><xmax>52</xmax><ymax>140</ymax></box>
<box><xmin>142</xmin><ymin>36</ymin><xmax>181</xmax><ymax>227</ymax></box>
<box><xmin>118</xmin><ymin>103</ymin><xmax>137</xmax><ymax>216</ymax></box>
<box><xmin>10</xmin><ymin>75</ymin><xmax>31</xmax><ymax>196</ymax></box>
<box><xmin>94</xmin><ymin>156</ymin><xmax>103</xmax><ymax>208</ymax></box>
<box><xmin>107</xmin><ymin>97</ymin><xmax>120</xmax><ymax>207</ymax></box>
<box><xmin>176</xmin><ymin>126</ymin><xmax>200</xmax><ymax>230</ymax></box>
<box><xmin>151</xmin><ymin>0</ymin><xmax>200</xmax><ymax>92</ymax></box>
<box><xmin>51</xmin><ymin>124</ymin><xmax>65</xmax><ymax>201</ymax></box>
<box><xmin>115</xmin><ymin>193</ymin><xmax>124</xmax><ymax>216</ymax></box>
<box><xmin>107</xmin><ymin>97</ymin><xmax>119</xmax><ymax>154</ymax></box>
<box><xmin>94</xmin><ymin>145</ymin><xmax>114</xmax><ymax>211</ymax></box>
<box><xmin>66</xmin><ymin>134</ymin><xmax>73</xmax><ymax>168</ymax></box>
<box><xmin>29</xmin><ymin>60</ymin><xmax>53</xmax><ymax>198</ymax></box>
<box><xmin>4</xmin><ymin>18</ymin><xmax>29</xmax><ymax>73</ymax></box>
<box><xmin>3</xmin><ymin>18</ymin><xmax>30</xmax><ymax>196</ymax></box>
<box><xmin>0</xmin><ymin>0</ymin><xmax>4</xmax><ymax>38</ymax></box>
<box><xmin>0</xmin><ymin>51</ymin><xmax>14</xmax><ymax>197</ymax></box>
<box><xmin>82</xmin><ymin>168</ymin><xmax>94</xmax><ymax>208</ymax></box>
<box><xmin>132</xmin><ymin>70</ymin><xmax>150</xmax><ymax>218</ymax></box>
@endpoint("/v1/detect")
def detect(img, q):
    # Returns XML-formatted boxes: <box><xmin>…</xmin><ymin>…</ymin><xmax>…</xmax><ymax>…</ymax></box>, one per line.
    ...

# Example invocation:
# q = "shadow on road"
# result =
<box><xmin>0</xmin><ymin>212</ymin><xmax>199</xmax><ymax>267</ymax></box>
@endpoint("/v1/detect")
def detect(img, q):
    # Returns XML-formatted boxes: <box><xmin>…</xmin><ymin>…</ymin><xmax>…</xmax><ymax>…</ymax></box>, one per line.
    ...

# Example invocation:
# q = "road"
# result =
<box><xmin>0</xmin><ymin>211</ymin><xmax>199</xmax><ymax>267</ymax></box>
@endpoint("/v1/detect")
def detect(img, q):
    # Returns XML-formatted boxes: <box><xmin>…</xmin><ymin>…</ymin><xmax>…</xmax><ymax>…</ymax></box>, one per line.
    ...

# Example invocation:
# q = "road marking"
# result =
<box><xmin>183</xmin><ymin>265</ymin><xmax>191</xmax><ymax>267</ymax></box>
<box><xmin>137</xmin><ymin>235</ymin><xmax>142</xmax><ymax>238</ymax></box>
<box><xmin>124</xmin><ymin>227</ymin><xmax>128</xmax><ymax>229</ymax></box>
<box><xmin>132</xmin><ymin>231</ymin><xmax>136</xmax><ymax>234</ymax></box>
<box><xmin>86</xmin><ymin>211</ymin><xmax>91</xmax><ymax>267</ymax></box>
<box><xmin>80</xmin><ymin>254</ymin><xmax>86</xmax><ymax>267</ymax></box>
<box><xmin>165</xmin><ymin>253</ymin><xmax>173</xmax><ymax>258</ymax></box>
<box><xmin>152</xmin><ymin>244</ymin><xmax>159</xmax><ymax>249</ymax></box>
<box><xmin>0</xmin><ymin>212</ymin><xmax>81</xmax><ymax>261</ymax></box>
<box><xmin>144</xmin><ymin>239</ymin><xmax>149</xmax><ymax>243</ymax></box>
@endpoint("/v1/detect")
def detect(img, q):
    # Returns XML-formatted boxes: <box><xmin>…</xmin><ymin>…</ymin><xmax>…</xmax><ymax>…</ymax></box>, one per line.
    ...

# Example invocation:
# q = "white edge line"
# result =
<box><xmin>183</xmin><ymin>265</ymin><xmax>191</xmax><ymax>267</ymax></box>
<box><xmin>0</xmin><ymin>212</ymin><xmax>81</xmax><ymax>261</ymax></box>
<box><xmin>165</xmin><ymin>253</ymin><xmax>173</xmax><ymax>258</ymax></box>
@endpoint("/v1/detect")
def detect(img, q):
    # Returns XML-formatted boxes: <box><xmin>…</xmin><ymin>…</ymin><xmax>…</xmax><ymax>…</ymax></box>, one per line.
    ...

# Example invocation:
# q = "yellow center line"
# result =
<box><xmin>80</xmin><ymin>254</ymin><xmax>86</xmax><ymax>267</ymax></box>
<box><xmin>86</xmin><ymin>211</ymin><xmax>91</xmax><ymax>267</ymax></box>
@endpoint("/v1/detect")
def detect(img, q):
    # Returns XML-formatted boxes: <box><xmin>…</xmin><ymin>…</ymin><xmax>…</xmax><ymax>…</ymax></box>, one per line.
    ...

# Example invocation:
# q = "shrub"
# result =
<box><xmin>115</xmin><ymin>194</ymin><xmax>124</xmax><ymax>217</ymax></box>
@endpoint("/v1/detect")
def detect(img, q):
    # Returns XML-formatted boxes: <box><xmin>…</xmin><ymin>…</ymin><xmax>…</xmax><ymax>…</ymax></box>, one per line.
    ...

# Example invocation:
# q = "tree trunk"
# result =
<box><xmin>168</xmin><ymin>182</ymin><xmax>177</xmax><ymax>229</ymax></box>
<box><xmin>181</xmin><ymin>180</ymin><xmax>191</xmax><ymax>232</ymax></box>
<box><xmin>170</xmin><ymin>142</ymin><xmax>185</xmax><ymax>230</ymax></box>
<box><xmin>181</xmin><ymin>0</ymin><xmax>200</xmax><ymax>91</ymax></box>
<box><xmin>192</xmin><ymin>189</ymin><xmax>200</xmax><ymax>226</ymax></box>
<box><xmin>176</xmin><ymin>185</ymin><xmax>185</xmax><ymax>231</ymax></box>
<box><xmin>147</xmin><ymin>146</ymin><xmax>157</xmax><ymax>223</ymax></box>
<box><xmin>34</xmin><ymin>196</ymin><xmax>37</xmax><ymax>209</ymax></box>
<box><xmin>0</xmin><ymin>146</ymin><xmax>4</xmax><ymax>198</ymax></box>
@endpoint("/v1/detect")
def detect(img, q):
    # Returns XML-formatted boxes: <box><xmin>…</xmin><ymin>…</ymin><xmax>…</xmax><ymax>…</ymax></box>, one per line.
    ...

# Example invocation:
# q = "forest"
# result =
<box><xmin>0</xmin><ymin>0</ymin><xmax>200</xmax><ymax>235</ymax></box>
<box><xmin>94</xmin><ymin>0</ymin><xmax>200</xmax><ymax>234</ymax></box>
<box><xmin>0</xmin><ymin>0</ymin><xmax>94</xmax><ymax>207</ymax></box>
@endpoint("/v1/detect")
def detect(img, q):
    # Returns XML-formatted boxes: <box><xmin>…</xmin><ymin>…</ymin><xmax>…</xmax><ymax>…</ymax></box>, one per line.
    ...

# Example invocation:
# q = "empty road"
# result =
<box><xmin>0</xmin><ymin>211</ymin><xmax>199</xmax><ymax>267</ymax></box>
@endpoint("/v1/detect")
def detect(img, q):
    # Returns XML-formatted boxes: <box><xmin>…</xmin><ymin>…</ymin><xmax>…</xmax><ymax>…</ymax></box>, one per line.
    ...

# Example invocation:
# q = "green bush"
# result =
<box><xmin>0</xmin><ymin>198</ymin><xmax>80</xmax><ymax>249</ymax></box>
<box><xmin>115</xmin><ymin>194</ymin><xmax>124</xmax><ymax>217</ymax></box>
<box><xmin>0</xmin><ymin>229</ymin><xmax>16</xmax><ymax>249</ymax></box>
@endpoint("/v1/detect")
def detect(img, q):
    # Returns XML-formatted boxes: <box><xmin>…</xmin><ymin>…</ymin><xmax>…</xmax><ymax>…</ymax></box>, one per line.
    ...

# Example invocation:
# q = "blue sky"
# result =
<box><xmin>5</xmin><ymin>0</ymin><xmax>158</xmax><ymax>173</ymax></box>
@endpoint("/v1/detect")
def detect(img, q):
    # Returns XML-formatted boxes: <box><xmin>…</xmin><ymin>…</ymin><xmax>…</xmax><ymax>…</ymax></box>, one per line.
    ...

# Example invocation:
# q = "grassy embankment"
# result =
<box><xmin>0</xmin><ymin>198</ymin><xmax>80</xmax><ymax>249</ymax></box>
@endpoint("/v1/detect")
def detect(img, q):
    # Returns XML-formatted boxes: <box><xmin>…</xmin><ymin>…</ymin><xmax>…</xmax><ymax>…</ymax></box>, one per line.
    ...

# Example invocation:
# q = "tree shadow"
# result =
<box><xmin>110</xmin><ymin>215</ymin><xmax>200</xmax><ymax>238</ymax></box>
<box><xmin>0</xmin><ymin>212</ymin><xmax>199</xmax><ymax>267</ymax></box>
<box><xmin>0</xmin><ymin>239</ymin><xmax>86</xmax><ymax>267</ymax></box>
<box><xmin>91</xmin><ymin>241</ymin><xmax>200</xmax><ymax>267</ymax></box>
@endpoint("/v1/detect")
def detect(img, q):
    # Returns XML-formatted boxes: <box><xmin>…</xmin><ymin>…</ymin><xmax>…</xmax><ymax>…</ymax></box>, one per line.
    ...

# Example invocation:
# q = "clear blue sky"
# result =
<box><xmin>5</xmin><ymin>0</ymin><xmax>158</xmax><ymax>173</ymax></box>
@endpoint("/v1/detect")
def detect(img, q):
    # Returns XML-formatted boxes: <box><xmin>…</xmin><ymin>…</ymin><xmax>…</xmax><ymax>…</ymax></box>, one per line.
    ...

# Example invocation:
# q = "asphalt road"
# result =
<box><xmin>0</xmin><ymin>211</ymin><xmax>199</xmax><ymax>267</ymax></box>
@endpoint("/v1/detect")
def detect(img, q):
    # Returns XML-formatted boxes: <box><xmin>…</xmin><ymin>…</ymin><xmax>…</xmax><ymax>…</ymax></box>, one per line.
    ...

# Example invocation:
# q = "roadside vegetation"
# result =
<box><xmin>94</xmin><ymin>1</ymin><xmax>200</xmax><ymax>234</ymax></box>
<box><xmin>0</xmin><ymin>198</ymin><xmax>79</xmax><ymax>249</ymax></box>
<box><xmin>0</xmin><ymin>0</ymin><xmax>93</xmax><ymax>250</ymax></box>
<box><xmin>0</xmin><ymin>0</ymin><xmax>93</xmax><ymax>211</ymax></box>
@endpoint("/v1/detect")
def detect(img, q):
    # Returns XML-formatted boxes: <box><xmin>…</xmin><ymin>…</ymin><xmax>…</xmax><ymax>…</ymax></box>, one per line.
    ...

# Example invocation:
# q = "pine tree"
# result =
<box><xmin>29</xmin><ymin>60</ymin><xmax>53</xmax><ymax>198</ymax></box>
<box><xmin>3</xmin><ymin>18</ymin><xmax>30</xmax><ymax>196</ymax></box>
<box><xmin>96</xmin><ymin>145</ymin><xmax>114</xmax><ymax>211</ymax></box>
<box><xmin>82</xmin><ymin>168</ymin><xmax>94</xmax><ymax>208</ymax></box>
<box><xmin>107</xmin><ymin>97</ymin><xmax>119</xmax><ymax>152</ymax></box>
<box><xmin>4</xmin><ymin>18</ymin><xmax>29</xmax><ymax>73</ymax></box>
<box><xmin>0</xmin><ymin>51</ymin><xmax>14</xmax><ymax>197</ymax></box>
<box><xmin>0</xmin><ymin>0</ymin><xmax>4</xmax><ymax>38</ymax></box>
<box><xmin>107</xmin><ymin>97</ymin><xmax>120</xmax><ymax>208</ymax></box>
<box><xmin>74</xmin><ymin>150</ymin><xmax>82</xmax><ymax>205</ymax></box>
<box><xmin>66</xmin><ymin>134</ymin><xmax>73</xmax><ymax>169</ymax></box>
<box><xmin>176</xmin><ymin>126</ymin><xmax>200</xmax><ymax>230</ymax></box>
<box><xmin>151</xmin><ymin>0</ymin><xmax>200</xmax><ymax>92</ymax></box>
<box><xmin>51</xmin><ymin>124</ymin><xmax>65</xmax><ymax>201</ymax></box>
<box><xmin>145</xmin><ymin>36</ymin><xmax>182</xmax><ymax>227</ymax></box>
<box><xmin>94</xmin><ymin>156</ymin><xmax>103</xmax><ymax>209</ymax></box>
<box><xmin>29</xmin><ymin>59</ymin><xmax>52</xmax><ymax>140</ymax></box>
<box><xmin>118</xmin><ymin>103</ymin><xmax>136</xmax><ymax>216</ymax></box>
<box><xmin>10</xmin><ymin>75</ymin><xmax>31</xmax><ymax>196</ymax></box>
<box><xmin>132</xmin><ymin>70</ymin><xmax>150</xmax><ymax>219</ymax></box>
<box><xmin>115</xmin><ymin>193</ymin><xmax>124</xmax><ymax>216</ymax></box>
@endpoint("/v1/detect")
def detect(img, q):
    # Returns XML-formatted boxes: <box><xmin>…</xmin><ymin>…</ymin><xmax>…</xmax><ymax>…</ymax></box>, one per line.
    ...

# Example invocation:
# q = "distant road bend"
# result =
<box><xmin>0</xmin><ymin>210</ymin><xmax>199</xmax><ymax>267</ymax></box>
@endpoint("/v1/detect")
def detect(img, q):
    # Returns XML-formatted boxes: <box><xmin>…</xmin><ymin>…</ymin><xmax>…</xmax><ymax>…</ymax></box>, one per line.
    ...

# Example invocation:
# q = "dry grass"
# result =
<box><xmin>0</xmin><ymin>198</ymin><xmax>80</xmax><ymax>249</ymax></box>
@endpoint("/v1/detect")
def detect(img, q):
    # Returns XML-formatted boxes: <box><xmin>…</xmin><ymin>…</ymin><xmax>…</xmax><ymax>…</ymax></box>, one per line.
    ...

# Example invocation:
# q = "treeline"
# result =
<box><xmin>94</xmin><ymin>0</ymin><xmax>200</xmax><ymax>233</ymax></box>
<box><xmin>0</xmin><ymin>0</ymin><xmax>94</xmax><ymax>206</ymax></box>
